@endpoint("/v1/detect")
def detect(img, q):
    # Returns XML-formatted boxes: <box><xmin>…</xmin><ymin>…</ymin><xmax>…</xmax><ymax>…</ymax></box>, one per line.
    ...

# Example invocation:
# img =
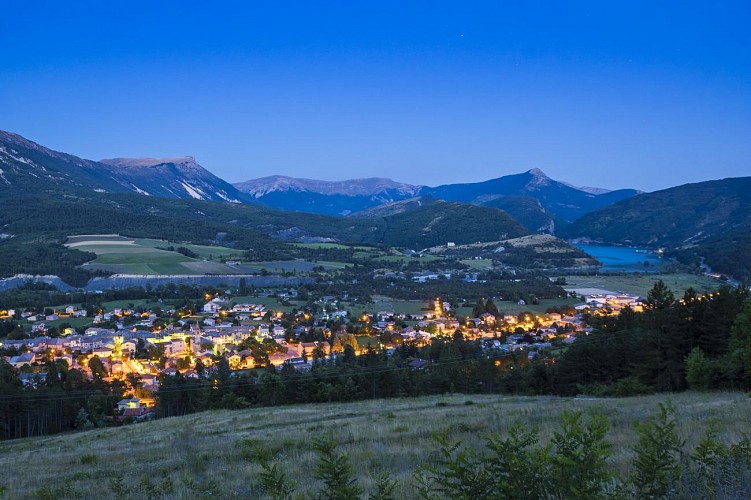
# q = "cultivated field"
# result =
<box><xmin>0</xmin><ymin>392</ymin><xmax>748</xmax><ymax>498</ymax></box>
<box><xmin>66</xmin><ymin>235</ymin><xmax>247</xmax><ymax>275</ymax></box>
<box><xmin>236</xmin><ymin>261</ymin><xmax>349</xmax><ymax>273</ymax></box>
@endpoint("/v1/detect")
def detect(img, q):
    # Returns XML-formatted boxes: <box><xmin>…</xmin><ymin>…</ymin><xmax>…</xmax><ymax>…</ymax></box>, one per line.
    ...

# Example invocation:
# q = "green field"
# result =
<box><xmin>368</xmin><ymin>297</ymin><xmax>432</xmax><ymax>316</ymax></box>
<box><xmin>562</xmin><ymin>273</ymin><xmax>722</xmax><ymax>297</ymax></box>
<box><xmin>240</xmin><ymin>261</ymin><xmax>348</xmax><ymax>273</ymax></box>
<box><xmin>66</xmin><ymin>235</ymin><xmax>246</xmax><ymax>275</ymax></box>
<box><xmin>33</xmin><ymin>316</ymin><xmax>91</xmax><ymax>331</ymax></box>
<box><xmin>0</xmin><ymin>392</ymin><xmax>748</xmax><ymax>498</ymax></box>
<box><xmin>293</xmin><ymin>242</ymin><xmax>349</xmax><ymax>249</ymax></box>
<box><xmin>456</xmin><ymin>297</ymin><xmax>578</xmax><ymax>317</ymax></box>
<box><xmin>101</xmin><ymin>299</ymin><xmax>167</xmax><ymax>311</ymax></box>
<box><xmin>230</xmin><ymin>295</ymin><xmax>302</xmax><ymax>313</ymax></box>
<box><xmin>460</xmin><ymin>258</ymin><xmax>494</xmax><ymax>270</ymax></box>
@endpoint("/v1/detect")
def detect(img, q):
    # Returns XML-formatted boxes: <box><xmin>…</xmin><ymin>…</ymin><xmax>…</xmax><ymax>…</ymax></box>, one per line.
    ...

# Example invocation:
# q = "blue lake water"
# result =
<box><xmin>573</xmin><ymin>243</ymin><xmax>663</xmax><ymax>272</ymax></box>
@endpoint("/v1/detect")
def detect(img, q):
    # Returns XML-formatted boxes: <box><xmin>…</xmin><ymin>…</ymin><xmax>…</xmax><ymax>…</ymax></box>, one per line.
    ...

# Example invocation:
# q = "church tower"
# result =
<box><xmin>192</xmin><ymin>322</ymin><xmax>201</xmax><ymax>353</ymax></box>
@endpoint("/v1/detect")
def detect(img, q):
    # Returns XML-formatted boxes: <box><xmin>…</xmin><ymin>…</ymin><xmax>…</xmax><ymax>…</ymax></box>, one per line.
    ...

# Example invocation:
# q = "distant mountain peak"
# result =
<box><xmin>527</xmin><ymin>168</ymin><xmax>549</xmax><ymax>178</ymax></box>
<box><xmin>100</xmin><ymin>157</ymin><xmax>197</xmax><ymax>168</ymax></box>
<box><xmin>99</xmin><ymin>156</ymin><xmax>248</xmax><ymax>203</ymax></box>
<box><xmin>525</xmin><ymin>168</ymin><xmax>551</xmax><ymax>189</ymax></box>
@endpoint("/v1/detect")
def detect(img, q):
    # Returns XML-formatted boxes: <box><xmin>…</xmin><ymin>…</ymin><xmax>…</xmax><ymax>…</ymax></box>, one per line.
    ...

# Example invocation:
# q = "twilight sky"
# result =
<box><xmin>2</xmin><ymin>1</ymin><xmax>750</xmax><ymax>192</ymax></box>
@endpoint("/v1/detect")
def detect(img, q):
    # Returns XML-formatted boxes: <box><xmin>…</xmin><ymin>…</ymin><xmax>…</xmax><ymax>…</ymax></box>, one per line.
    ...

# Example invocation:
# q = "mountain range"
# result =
<box><xmin>233</xmin><ymin>168</ymin><xmax>640</xmax><ymax>230</ymax></box>
<box><xmin>2</xmin><ymin>129</ymin><xmax>750</xmax><ymax>281</ymax></box>
<box><xmin>2</xmin><ymin>129</ymin><xmax>639</xmax><ymax>233</ymax></box>
<box><xmin>0</xmin><ymin>131</ymin><xmax>252</xmax><ymax>204</ymax></box>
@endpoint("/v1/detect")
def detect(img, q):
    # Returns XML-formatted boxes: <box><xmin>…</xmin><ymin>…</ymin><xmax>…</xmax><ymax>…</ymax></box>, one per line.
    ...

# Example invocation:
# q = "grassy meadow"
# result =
<box><xmin>563</xmin><ymin>273</ymin><xmax>721</xmax><ymax>297</ymax></box>
<box><xmin>0</xmin><ymin>392</ymin><xmax>749</xmax><ymax>498</ymax></box>
<box><xmin>455</xmin><ymin>297</ymin><xmax>580</xmax><ymax>317</ymax></box>
<box><xmin>237</xmin><ymin>261</ymin><xmax>349</xmax><ymax>273</ymax></box>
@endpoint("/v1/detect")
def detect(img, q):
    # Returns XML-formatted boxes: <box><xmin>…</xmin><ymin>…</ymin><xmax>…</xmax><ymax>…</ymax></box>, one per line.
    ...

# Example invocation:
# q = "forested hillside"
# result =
<box><xmin>561</xmin><ymin>176</ymin><xmax>751</xmax><ymax>279</ymax></box>
<box><xmin>0</xmin><ymin>191</ymin><xmax>527</xmax><ymax>286</ymax></box>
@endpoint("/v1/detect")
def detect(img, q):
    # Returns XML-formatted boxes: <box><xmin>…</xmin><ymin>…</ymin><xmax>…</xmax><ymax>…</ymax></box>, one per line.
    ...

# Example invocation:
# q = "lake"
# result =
<box><xmin>573</xmin><ymin>243</ymin><xmax>663</xmax><ymax>272</ymax></box>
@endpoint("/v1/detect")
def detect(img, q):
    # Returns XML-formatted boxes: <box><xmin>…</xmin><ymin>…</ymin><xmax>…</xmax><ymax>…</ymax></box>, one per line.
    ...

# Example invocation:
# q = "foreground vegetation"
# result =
<box><xmin>0</xmin><ymin>392</ymin><xmax>749</xmax><ymax>498</ymax></box>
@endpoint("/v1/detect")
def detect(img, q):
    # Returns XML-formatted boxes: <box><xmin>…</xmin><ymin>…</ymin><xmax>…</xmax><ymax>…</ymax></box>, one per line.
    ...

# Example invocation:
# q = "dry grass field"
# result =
<box><xmin>0</xmin><ymin>392</ymin><xmax>749</xmax><ymax>498</ymax></box>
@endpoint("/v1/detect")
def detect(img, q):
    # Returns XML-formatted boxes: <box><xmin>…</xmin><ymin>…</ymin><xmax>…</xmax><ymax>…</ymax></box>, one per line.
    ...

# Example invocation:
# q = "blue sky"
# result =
<box><xmin>2</xmin><ymin>1</ymin><xmax>750</xmax><ymax>191</ymax></box>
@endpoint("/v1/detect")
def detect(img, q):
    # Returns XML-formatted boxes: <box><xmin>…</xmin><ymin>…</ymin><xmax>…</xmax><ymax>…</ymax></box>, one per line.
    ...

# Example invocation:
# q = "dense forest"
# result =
<box><xmin>555</xmin><ymin>283</ymin><xmax>751</xmax><ymax>395</ymax></box>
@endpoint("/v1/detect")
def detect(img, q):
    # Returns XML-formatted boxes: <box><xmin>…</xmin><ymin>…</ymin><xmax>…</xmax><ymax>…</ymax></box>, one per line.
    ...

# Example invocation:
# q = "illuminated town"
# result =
<box><xmin>0</xmin><ymin>287</ymin><xmax>643</xmax><ymax>419</ymax></box>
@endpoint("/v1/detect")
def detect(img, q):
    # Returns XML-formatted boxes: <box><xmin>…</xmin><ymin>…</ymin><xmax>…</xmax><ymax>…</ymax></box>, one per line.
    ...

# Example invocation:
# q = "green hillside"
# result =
<box><xmin>0</xmin><ymin>191</ymin><xmax>527</xmax><ymax>286</ymax></box>
<box><xmin>562</xmin><ymin>177</ymin><xmax>751</xmax><ymax>246</ymax></box>
<box><xmin>673</xmin><ymin>229</ymin><xmax>751</xmax><ymax>279</ymax></box>
<box><xmin>480</xmin><ymin>195</ymin><xmax>558</xmax><ymax>232</ymax></box>
<box><xmin>561</xmin><ymin>177</ymin><xmax>751</xmax><ymax>279</ymax></box>
<box><xmin>365</xmin><ymin>200</ymin><xmax>527</xmax><ymax>248</ymax></box>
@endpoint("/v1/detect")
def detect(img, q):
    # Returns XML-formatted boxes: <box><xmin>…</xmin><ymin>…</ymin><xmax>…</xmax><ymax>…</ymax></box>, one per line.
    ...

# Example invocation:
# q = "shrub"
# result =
<box><xmin>630</xmin><ymin>401</ymin><xmax>684</xmax><ymax>497</ymax></box>
<box><xmin>312</xmin><ymin>436</ymin><xmax>363</xmax><ymax>500</ymax></box>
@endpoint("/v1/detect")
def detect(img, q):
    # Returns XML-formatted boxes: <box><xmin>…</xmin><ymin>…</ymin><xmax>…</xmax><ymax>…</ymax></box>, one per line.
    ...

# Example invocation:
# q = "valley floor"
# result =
<box><xmin>0</xmin><ymin>392</ymin><xmax>749</xmax><ymax>498</ymax></box>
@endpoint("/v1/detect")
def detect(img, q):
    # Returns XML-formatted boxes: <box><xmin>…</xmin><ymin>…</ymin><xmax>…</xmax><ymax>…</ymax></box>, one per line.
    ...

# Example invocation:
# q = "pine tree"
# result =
<box><xmin>728</xmin><ymin>299</ymin><xmax>751</xmax><ymax>389</ymax></box>
<box><xmin>485</xmin><ymin>298</ymin><xmax>500</xmax><ymax>317</ymax></box>
<box><xmin>471</xmin><ymin>298</ymin><xmax>486</xmax><ymax>318</ymax></box>
<box><xmin>646</xmin><ymin>280</ymin><xmax>675</xmax><ymax>310</ymax></box>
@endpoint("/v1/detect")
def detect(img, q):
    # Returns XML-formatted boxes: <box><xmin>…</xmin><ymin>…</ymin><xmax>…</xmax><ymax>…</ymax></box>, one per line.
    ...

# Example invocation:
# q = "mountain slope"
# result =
<box><xmin>674</xmin><ymin>230</ymin><xmax>751</xmax><ymax>280</ymax></box>
<box><xmin>562</xmin><ymin>177</ymin><xmax>751</xmax><ymax>247</ymax></box>
<box><xmin>422</xmin><ymin>168</ymin><xmax>639</xmax><ymax>222</ymax></box>
<box><xmin>0</xmin><ymin>131</ymin><xmax>134</xmax><ymax>194</ymax></box>
<box><xmin>561</xmin><ymin>177</ymin><xmax>751</xmax><ymax>279</ymax></box>
<box><xmin>349</xmin><ymin>196</ymin><xmax>434</xmax><ymax>218</ymax></box>
<box><xmin>352</xmin><ymin>195</ymin><xmax>554</xmax><ymax>235</ymax></box>
<box><xmin>0</xmin><ymin>130</ymin><xmax>254</xmax><ymax>203</ymax></box>
<box><xmin>235</xmin><ymin>175</ymin><xmax>419</xmax><ymax>198</ymax></box>
<box><xmin>357</xmin><ymin>200</ymin><xmax>528</xmax><ymax>248</ymax></box>
<box><xmin>100</xmin><ymin>157</ymin><xmax>253</xmax><ymax>203</ymax></box>
<box><xmin>0</xmin><ymin>188</ymin><xmax>528</xmax><ymax>286</ymax></box>
<box><xmin>479</xmin><ymin>195</ymin><xmax>561</xmax><ymax>233</ymax></box>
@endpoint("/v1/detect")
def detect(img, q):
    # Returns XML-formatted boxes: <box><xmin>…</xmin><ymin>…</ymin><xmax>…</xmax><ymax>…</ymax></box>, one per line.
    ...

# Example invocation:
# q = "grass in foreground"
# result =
<box><xmin>0</xmin><ymin>392</ymin><xmax>749</xmax><ymax>498</ymax></box>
